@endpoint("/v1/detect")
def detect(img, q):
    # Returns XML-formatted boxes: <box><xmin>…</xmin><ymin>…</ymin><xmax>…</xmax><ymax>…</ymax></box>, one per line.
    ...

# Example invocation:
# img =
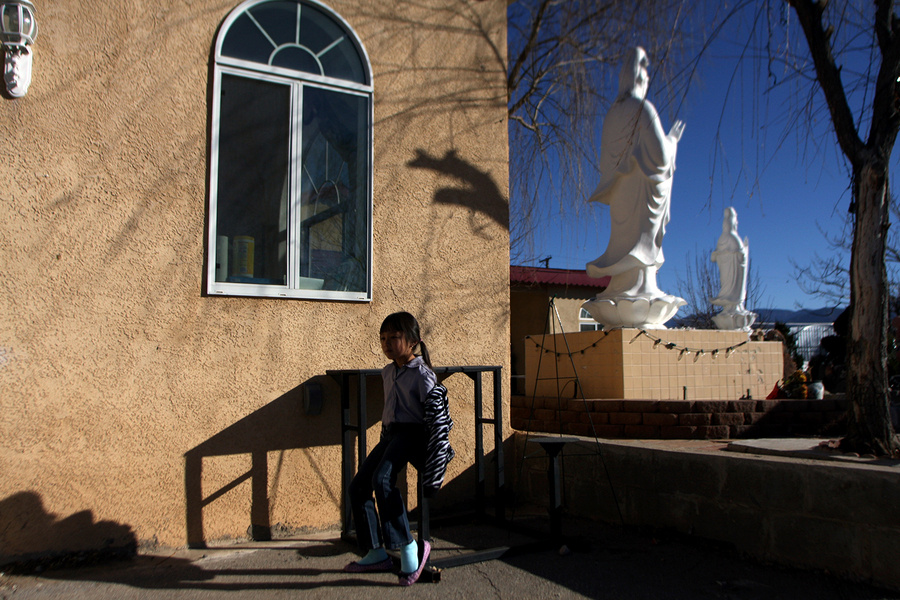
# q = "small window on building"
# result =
<box><xmin>207</xmin><ymin>0</ymin><xmax>373</xmax><ymax>301</ymax></box>
<box><xmin>579</xmin><ymin>307</ymin><xmax>601</xmax><ymax>331</ymax></box>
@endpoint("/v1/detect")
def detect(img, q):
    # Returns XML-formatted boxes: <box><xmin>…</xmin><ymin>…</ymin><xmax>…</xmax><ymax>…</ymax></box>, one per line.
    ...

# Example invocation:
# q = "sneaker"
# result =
<box><xmin>398</xmin><ymin>540</ymin><xmax>431</xmax><ymax>586</ymax></box>
<box><xmin>343</xmin><ymin>557</ymin><xmax>394</xmax><ymax>573</ymax></box>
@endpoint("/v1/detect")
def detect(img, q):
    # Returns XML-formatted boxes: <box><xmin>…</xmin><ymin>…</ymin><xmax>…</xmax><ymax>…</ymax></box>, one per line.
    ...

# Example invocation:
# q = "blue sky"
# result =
<box><xmin>514</xmin><ymin>11</ymin><xmax>897</xmax><ymax>313</ymax></box>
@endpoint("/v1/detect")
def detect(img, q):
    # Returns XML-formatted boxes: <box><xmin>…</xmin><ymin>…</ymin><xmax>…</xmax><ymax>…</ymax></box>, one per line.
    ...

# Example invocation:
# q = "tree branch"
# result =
<box><xmin>507</xmin><ymin>0</ymin><xmax>552</xmax><ymax>102</ymax></box>
<box><xmin>788</xmin><ymin>0</ymin><xmax>866</xmax><ymax>166</ymax></box>
<box><xmin>867</xmin><ymin>0</ymin><xmax>900</xmax><ymax>154</ymax></box>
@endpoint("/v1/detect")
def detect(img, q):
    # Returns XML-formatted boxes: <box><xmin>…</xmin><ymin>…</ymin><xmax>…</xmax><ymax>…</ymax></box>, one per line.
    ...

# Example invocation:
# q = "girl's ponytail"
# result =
<box><xmin>418</xmin><ymin>340</ymin><xmax>433</xmax><ymax>370</ymax></box>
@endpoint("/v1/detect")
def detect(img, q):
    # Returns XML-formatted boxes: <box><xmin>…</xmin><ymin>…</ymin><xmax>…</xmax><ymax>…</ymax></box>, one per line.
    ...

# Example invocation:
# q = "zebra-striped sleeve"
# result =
<box><xmin>421</xmin><ymin>384</ymin><xmax>454</xmax><ymax>494</ymax></box>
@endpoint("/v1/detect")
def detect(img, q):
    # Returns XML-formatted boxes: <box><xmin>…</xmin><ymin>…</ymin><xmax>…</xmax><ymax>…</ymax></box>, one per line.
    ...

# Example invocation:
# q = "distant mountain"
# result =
<box><xmin>669</xmin><ymin>306</ymin><xmax>846</xmax><ymax>329</ymax></box>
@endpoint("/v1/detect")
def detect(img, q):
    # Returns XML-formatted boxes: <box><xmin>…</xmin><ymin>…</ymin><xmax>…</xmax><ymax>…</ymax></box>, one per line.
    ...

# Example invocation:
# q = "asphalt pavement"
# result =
<box><xmin>2</xmin><ymin>515</ymin><xmax>898</xmax><ymax>600</ymax></box>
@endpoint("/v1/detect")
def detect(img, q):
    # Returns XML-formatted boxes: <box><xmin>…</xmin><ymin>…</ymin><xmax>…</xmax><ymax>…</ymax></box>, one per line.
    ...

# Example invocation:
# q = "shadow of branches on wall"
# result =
<box><xmin>407</xmin><ymin>149</ymin><xmax>509</xmax><ymax>237</ymax></box>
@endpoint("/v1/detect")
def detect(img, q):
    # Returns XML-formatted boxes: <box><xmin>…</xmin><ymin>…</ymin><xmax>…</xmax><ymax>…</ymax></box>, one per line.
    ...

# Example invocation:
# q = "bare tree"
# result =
<box><xmin>791</xmin><ymin>220</ymin><xmax>854</xmax><ymax>306</ymax></box>
<box><xmin>674</xmin><ymin>250</ymin><xmax>720</xmax><ymax>329</ymax></box>
<box><xmin>792</xmin><ymin>201</ymin><xmax>900</xmax><ymax>312</ymax></box>
<box><xmin>780</xmin><ymin>0</ymin><xmax>900</xmax><ymax>455</ymax></box>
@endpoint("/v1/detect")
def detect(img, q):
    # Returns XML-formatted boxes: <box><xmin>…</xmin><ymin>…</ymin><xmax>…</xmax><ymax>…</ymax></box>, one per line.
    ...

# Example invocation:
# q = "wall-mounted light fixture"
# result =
<box><xmin>1</xmin><ymin>1</ymin><xmax>37</xmax><ymax>98</ymax></box>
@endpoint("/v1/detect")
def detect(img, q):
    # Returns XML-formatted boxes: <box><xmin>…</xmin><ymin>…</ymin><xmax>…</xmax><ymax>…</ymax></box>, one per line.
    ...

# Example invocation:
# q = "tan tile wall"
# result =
<box><xmin>525</xmin><ymin>329</ymin><xmax>783</xmax><ymax>401</ymax></box>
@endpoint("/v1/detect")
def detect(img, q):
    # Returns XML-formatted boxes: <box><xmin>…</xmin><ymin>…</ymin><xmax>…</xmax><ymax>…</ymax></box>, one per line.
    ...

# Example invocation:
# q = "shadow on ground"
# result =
<box><xmin>8</xmin><ymin>516</ymin><xmax>898</xmax><ymax>600</ymax></box>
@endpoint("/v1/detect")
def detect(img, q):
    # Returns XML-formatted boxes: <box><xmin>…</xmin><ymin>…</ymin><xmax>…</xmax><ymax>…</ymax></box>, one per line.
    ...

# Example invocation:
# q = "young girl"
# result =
<box><xmin>345</xmin><ymin>312</ymin><xmax>453</xmax><ymax>586</ymax></box>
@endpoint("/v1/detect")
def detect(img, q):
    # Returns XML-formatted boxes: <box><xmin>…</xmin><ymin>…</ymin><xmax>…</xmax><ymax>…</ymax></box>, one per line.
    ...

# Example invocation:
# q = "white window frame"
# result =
<box><xmin>207</xmin><ymin>0</ymin><xmax>374</xmax><ymax>301</ymax></box>
<box><xmin>580</xmin><ymin>307</ymin><xmax>601</xmax><ymax>331</ymax></box>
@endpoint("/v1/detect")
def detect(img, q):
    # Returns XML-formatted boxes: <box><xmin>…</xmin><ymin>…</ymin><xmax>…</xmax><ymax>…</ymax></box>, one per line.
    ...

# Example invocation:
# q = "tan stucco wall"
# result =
<box><xmin>0</xmin><ymin>0</ymin><xmax>509</xmax><ymax>558</ymax></box>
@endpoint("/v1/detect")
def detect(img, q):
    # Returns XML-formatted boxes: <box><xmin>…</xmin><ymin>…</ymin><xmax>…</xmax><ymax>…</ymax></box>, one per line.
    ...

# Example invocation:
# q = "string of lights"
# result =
<box><xmin>525</xmin><ymin>327</ymin><xmax>750</xmax><ymax>360</ymax></box>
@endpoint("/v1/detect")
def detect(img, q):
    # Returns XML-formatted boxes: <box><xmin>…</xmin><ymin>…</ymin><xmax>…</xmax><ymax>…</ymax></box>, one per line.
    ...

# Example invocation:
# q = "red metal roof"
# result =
<box><xmin>510</xmin><ymin>265</ymin><xmax>609</xmax><ymax>289</ymax></box>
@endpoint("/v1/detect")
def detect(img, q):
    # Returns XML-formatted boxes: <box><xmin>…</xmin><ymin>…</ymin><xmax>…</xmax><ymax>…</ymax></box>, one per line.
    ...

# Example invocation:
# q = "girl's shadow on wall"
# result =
<box><xmin>0</xmin><ymin>491</ymin><xmax>137</xmax><ymax>571</ymax></box>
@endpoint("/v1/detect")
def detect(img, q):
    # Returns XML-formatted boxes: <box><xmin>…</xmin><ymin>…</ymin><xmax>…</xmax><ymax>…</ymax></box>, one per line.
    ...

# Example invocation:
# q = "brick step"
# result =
<box><xmin>510</xmin><ymin>395</ymin><xmax>849</xmax><ymax>440</ymax></box>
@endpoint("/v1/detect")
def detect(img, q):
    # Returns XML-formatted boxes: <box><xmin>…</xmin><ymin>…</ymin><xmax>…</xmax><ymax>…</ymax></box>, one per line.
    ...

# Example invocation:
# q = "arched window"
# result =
<box><xmin>207</xmin><ymin>0</ymin><xmax>373</xmax><ymax>301</ymax></box>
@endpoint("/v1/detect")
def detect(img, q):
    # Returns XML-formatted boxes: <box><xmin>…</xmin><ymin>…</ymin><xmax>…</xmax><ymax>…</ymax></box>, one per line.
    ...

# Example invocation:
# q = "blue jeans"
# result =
<box><xmin>349</xmin><ymin>423</ymin><xmax>425</xmax><ymax>551</ymax></box>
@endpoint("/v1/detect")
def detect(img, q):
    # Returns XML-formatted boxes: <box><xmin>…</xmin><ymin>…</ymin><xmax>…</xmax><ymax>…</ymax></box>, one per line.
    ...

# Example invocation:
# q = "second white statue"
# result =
<box><xmin>711</xmin><ymin>207</ymin><xmax>757</xmax><ymax>331</ymax></box>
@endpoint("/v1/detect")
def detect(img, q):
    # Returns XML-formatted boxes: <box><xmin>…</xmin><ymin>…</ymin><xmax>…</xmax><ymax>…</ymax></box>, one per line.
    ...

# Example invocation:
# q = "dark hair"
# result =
<box><xmin>380</xmin><ymin>311</ymin><xmax>432</xmax><ymax>369</ymax></box>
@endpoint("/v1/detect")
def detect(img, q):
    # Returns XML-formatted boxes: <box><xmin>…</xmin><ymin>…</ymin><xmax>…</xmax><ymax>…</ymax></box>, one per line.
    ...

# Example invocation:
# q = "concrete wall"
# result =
<box><xmin>517</xmin><ymin>435</ymin><xmax>900</xmax><ymax>591</ymax></box>
<box><xmin>0</xmin><ymin>0</ymin><xmax>509</xmax><ymax>561</ymax></box>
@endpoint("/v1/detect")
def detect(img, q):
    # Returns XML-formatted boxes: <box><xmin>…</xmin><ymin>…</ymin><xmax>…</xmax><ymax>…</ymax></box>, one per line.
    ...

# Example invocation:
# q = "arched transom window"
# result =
<box><xmin>207</xmin><ymin>0</ymin><xmax>373</xmax><ymax>301</ymax></box>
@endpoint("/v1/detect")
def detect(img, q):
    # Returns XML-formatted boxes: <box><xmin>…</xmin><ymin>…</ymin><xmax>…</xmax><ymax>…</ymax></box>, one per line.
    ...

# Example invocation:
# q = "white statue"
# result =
<box><xmin>710</xmin><ymin>207</ymin><xmax>756</xmax><ymax>331</ymax></box>
<box><xmin>582</xmin><ymin>47</ymin><xmax>686</xmax><ymax>329</ymax></box>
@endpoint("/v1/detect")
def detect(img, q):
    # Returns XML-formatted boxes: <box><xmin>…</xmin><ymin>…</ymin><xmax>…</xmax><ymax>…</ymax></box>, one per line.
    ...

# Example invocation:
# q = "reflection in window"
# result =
<box><xmin>208</xmin><ymin>0</ymin><xmax>372</xmax><ymax>301</ymax></box>
<box><xmin>299</xmin><ymin>86</ymin><xmax>367</xmax><ymax>293</ymax></box>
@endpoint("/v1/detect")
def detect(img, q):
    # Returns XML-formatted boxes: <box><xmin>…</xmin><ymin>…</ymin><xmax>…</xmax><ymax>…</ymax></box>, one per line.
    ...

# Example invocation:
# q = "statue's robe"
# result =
<box><xmin>587</xmin><ymin>95</ymin><xmax>678</xmax><ymax>279</ymax></box>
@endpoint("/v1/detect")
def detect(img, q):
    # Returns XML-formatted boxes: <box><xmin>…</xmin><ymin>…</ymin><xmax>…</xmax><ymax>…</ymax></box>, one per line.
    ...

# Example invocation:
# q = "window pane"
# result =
<box><xmin>215</xmin><ymin>74</ymin><xmax>290</xmax><ymax>285</ymax></box>
<box><xmin>221</xmin><ymin>1</ymin><xmax>366</xmax><ymax>84</ymax></box>
<box><xmin>298</xmin><ymin>4</ymin><xmax>364</xmax><ymax>82</ymax></box>
<box><xmin>300</xmin><ymin>86</ymin><xmax>368</xmax><ymax>292</ymax></box>
<box><xmin>219</xmin><ymin>12</ymin><xmax>276</xmax><ymax>66</ymax></box>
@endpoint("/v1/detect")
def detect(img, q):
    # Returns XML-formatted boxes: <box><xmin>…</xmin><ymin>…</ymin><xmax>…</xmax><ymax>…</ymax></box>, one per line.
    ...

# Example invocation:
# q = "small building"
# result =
<box><xmin>509</xmin><ymin>265</ymin><xmax>608</xmax><ymax>394</ymax></box>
